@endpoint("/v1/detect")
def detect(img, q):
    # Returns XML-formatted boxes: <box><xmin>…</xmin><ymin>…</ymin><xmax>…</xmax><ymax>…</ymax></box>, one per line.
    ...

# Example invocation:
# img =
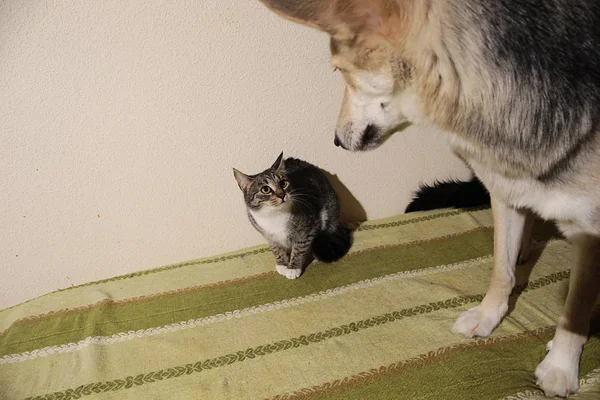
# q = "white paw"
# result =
<box><xmin>452</xmin><ymin>304</ymin><xmax>506</xmax><ymax>338</ymax></box>
<box><xmin>275</xmin><ymin>264</ymin><xmax>302</xmax><ymax>280</ymax></box>
<box><xmin>535</xmin><ymin>355</ymin><xmax>579</xmax><ymax>398</ymax></box>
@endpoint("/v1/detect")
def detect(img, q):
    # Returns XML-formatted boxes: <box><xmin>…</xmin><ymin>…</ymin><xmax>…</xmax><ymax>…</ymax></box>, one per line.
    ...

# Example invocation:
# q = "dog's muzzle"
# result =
<box><xmin>361</xmin><ymin>124</ymin><xmax>379</xmax><ymax>148</ymax></box>
<box><xmin>334</xmin><ymin>135</ymin><xmax>347</xmax><ymax>149</ymax></box>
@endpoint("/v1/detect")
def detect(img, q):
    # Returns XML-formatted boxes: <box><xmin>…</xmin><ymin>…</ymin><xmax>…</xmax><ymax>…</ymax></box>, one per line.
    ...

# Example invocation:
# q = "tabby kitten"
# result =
<box><xmin>233</xmin><ymin>153</ymin><xmax>352</xmax><ymax>279</ymax></box>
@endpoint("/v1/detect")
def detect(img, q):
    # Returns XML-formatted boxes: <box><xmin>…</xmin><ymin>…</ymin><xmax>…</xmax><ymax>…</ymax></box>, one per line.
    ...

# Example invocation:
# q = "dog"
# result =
<box><xmin>256</xmin><ymin>0</ymin><xmax>600</xmax><ymax>397</ymax></box>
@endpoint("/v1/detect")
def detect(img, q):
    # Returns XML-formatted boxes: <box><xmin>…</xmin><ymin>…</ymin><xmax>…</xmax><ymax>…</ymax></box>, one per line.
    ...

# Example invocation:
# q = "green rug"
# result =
<box><xmin>1</xmin><ymin>207</ymin><xmax>598</xmax><ymax>400</ymax></box>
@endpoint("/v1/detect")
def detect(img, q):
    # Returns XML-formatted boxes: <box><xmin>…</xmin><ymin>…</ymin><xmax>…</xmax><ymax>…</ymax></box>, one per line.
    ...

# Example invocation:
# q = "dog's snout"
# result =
<box><xmin>334</xmin><ymin>135</ymin><xmax>348</xmax><ymax>150</ymax></box>
<box><xmin>360</xmin><ymin>124</ymin><xmax>379</xmax><ymax>148</ymax></box>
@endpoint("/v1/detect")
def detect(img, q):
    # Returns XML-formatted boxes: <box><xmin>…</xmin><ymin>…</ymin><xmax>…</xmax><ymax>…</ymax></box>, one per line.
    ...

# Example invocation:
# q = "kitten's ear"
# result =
<box><xmin>271</xmin><ymin>152</ymin><xmax>284</xmax><ymax>170</ymax></box>
<box><xmin>233</xmin><ymin>168</ymin><xmax>253</xmax><ymax>191</ymax></box>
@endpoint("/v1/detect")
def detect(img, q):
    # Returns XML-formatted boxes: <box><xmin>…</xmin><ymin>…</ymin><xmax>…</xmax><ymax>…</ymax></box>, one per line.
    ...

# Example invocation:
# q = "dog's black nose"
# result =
<box><xmin>334</xmin><ymin>136</ymin><xmax>341</xmax><ymax>147</ymax></box>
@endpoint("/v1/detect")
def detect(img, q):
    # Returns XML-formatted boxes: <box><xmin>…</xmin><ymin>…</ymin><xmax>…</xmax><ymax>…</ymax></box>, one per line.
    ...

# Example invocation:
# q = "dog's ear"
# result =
<box><xmin>258</xmin><ymin>0</ymin><xmax>338</xmax><ymax>34</ymax></box>
<box><xmin>257</xmin><ymin>0</ymin><xmax>399</xmax><ymax>39</ymax></box>
<box><xmin>233</xmin><ymin>169</ymin><xmax>253</xmax><ymax>191</ymax></box>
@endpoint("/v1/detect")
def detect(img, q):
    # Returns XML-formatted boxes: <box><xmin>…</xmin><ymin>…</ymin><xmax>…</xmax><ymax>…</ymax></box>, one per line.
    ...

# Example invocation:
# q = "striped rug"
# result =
<box><xmin>1</xmin><ymin>207</ymin><xmax>599</xmax><ymax>399</ymax></box>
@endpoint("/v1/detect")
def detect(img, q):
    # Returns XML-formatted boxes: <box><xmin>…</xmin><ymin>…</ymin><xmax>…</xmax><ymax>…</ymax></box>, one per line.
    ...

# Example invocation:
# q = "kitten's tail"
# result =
<box><xmin>312</xmin><ymin>225</ymin><xmax>352</xmax><ymax>263</ymax></box>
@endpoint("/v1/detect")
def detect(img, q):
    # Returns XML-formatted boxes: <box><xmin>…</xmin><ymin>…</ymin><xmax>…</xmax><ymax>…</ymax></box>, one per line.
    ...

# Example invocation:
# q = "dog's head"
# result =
<box><xmin>258</xmin><ymin>0</ymin><xmax>414</xmax><ymax>151</ymax></box>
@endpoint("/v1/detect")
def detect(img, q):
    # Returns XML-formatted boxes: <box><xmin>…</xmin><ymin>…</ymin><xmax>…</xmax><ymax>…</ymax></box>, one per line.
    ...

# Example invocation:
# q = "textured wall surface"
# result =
<box><xmin>0</xmin><ymin>1</ymin><xmax>471</xmax><ymax>308</ymax></box>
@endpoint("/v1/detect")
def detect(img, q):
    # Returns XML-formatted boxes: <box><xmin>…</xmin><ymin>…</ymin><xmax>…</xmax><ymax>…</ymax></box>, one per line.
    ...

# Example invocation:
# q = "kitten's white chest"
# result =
<box><xmin>249</xmin><ymin>207</ymin><xmax>291</xmax><ymax>247</ymax></box>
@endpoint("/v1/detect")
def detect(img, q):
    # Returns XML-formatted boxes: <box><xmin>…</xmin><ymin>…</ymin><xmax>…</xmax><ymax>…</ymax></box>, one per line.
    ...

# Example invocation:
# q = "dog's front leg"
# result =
<box><xmin>453</xmin><ymin>196</ymin><xmax>527</xmax><ymax>337</ymax></box>
<box><xmin>535</xmin><ymin>230</ymin><xmax>600</xmax><ymax>397</ymax></box>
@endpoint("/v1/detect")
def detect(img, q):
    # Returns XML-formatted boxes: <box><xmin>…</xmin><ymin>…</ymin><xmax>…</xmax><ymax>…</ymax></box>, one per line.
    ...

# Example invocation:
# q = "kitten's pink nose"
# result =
<box><xmin>275</xmin><ymin>192</ymin><xmax>285</xmax><ymax>200</ymax></box>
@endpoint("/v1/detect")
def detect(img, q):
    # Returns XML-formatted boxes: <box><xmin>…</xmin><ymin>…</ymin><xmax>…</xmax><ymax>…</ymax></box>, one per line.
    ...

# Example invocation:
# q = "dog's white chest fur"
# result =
<box><xmin>249</xmin><ymin>207</ymin><xmax>291</xmax><ymax>247</ymax></box>
<box><xmin>467</xmin><ymin>158</ymin><xmax>595</xmax><ymax>232</ymax></box>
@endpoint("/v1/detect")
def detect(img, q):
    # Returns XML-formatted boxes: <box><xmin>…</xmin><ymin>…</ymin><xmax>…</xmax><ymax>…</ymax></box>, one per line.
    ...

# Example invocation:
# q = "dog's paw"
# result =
<box><xmin>535</xmin><ymin>355</ymin><xmax>579</xmax><ymax>398</ymax></box>
<box><xmin>452</xmin><ymin>304</ymin><xmax>506</xmax><ymax>338</ymax></box>
<box><xmin>276</xmin><ymin>265</ymin><xmax>302</xmax><ymax>279</ymax></box>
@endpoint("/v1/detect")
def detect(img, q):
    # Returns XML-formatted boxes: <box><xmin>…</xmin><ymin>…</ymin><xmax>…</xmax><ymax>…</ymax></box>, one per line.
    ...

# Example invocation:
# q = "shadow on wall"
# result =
<box><xmin>318</xmin><ymin>123</ymin><xmax>409</xmax><ymax>227</ymax></box>
<box><xmin>321</xmin><ymin>170</ymin><xmax>367</xmax><ymax>225</ymax></box>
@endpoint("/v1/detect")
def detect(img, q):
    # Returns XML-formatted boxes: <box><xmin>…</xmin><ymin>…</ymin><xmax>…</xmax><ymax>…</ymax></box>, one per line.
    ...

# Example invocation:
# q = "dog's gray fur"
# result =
<box><xmin>439</xmin><ymin>1</ymin><xmax>600</xmax><ymax>178</ymax></box>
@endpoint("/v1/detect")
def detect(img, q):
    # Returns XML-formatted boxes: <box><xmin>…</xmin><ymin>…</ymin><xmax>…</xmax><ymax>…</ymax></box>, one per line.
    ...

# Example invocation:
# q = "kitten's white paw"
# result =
<box><xmin>276</xmin><ymin>264</ymin><xmax>302</xmax><ymax>280</ymax></box>
<box><xmin>452</xmin><ymin>303</ymin><xmax>506</xmax><ymax>338</ymax></box>
<box><xmin>535</xmin><ymin>353</ymin><xmax>579</xmax><ymax>398</ymax></box>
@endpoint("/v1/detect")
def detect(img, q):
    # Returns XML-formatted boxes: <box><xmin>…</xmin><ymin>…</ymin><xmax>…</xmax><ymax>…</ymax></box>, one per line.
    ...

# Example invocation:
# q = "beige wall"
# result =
<box><xmin>0</xmin><ymin>1</ymin><xmax>471</xmax><ymax>309</ymax></box>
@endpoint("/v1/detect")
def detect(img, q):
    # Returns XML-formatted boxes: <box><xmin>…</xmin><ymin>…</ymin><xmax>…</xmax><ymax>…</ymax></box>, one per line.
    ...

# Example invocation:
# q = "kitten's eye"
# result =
<box><xmin>260</xmin><ymin>186</ymin><xmax>272</xmax><ymax>194</ymax></box>
<box><xmin>280</xmin><ymin>180</ymin><xmax>289</xmax><ymax>189</ymax></box>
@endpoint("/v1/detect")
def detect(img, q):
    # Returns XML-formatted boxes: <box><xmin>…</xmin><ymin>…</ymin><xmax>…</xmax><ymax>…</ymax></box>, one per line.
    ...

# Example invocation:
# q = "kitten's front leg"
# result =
<box><xmin>269</xmin><ymin>243</ymin><xmax>300</xmax><ymax>279</ymax></box>
<box><xmin>269</xmin><ymin>242</ymin><xmax>291</xmax><ymax>273</ymax></box>
<box><xmin>277</xmin><ymin>238</ymin><xmax>313</xmax><ymax>280</ymax></box>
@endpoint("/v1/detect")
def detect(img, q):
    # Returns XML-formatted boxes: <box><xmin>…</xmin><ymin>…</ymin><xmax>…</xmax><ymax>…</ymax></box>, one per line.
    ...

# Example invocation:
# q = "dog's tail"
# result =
<box><xmin>405</xmin><ymin>177</ymin><xmax>490</xmax><ymax>213</ymax></box>
<box><xmin>312</xmin><ymin>225</ymin><xmax>352</xmax><ymax>263</ymax></box>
